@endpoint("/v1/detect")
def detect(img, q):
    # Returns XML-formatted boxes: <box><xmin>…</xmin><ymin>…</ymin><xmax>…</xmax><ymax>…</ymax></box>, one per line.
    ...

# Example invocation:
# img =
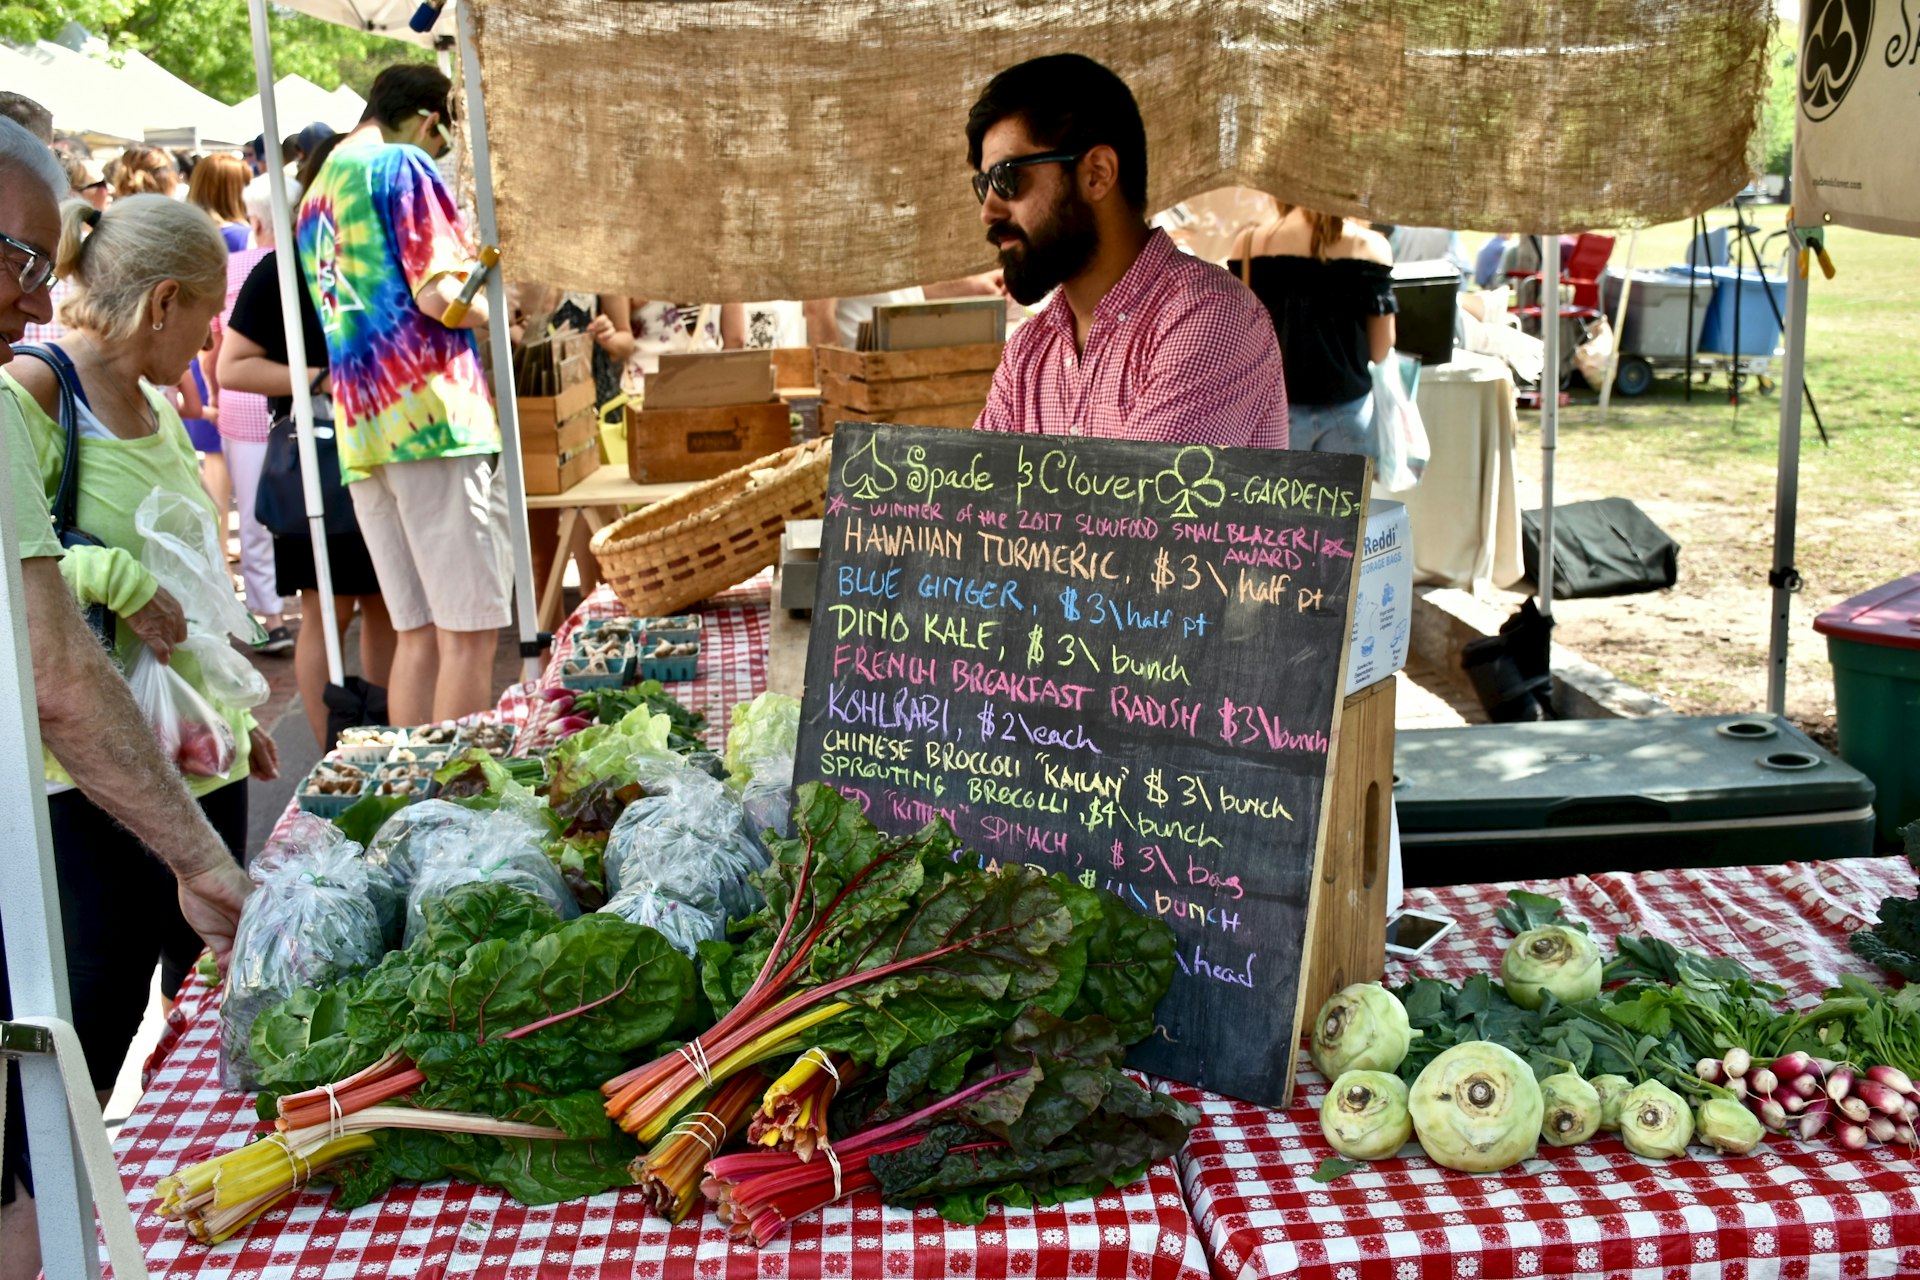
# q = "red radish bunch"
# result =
<box><xmin>518</xmin><ymin>687</ymin><xmax>593</xmax><ymax>752</ymax></box>
<box><xmin>1697</xmin><ymin>1050</ymin><xmax>1920</xmax><ymax>1149</ymax></box>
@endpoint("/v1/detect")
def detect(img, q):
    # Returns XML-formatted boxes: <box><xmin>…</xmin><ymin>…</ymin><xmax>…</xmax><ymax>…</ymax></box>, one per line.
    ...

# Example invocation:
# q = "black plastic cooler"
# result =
<box><xmin>1393</xmin><ymin>715</ymin><xmax>1877</xmax><ymax>887</ymax></box>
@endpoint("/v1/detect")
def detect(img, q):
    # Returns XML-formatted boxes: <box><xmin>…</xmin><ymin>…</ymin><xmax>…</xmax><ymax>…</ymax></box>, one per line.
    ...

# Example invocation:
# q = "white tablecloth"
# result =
<box><xmin>1398</xmin><ymin>349</ymin><xmax>1526</xmax><ymax>590</ymax></box>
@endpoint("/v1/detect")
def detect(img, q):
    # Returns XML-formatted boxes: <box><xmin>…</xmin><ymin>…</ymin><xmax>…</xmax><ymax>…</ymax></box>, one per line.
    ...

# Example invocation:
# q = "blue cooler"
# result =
<box><xmin>1670</xmin><ymin>265</ymin><xmax>1788</xmax><ymax>356</ymax></box>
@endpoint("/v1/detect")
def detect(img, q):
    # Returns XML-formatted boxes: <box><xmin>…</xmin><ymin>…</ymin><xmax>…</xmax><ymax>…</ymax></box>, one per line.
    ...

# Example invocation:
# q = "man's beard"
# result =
<box><xmin>990</xmin><ymin>189</ymin><xmax>1099</xmax><ymax>306</ymax></box>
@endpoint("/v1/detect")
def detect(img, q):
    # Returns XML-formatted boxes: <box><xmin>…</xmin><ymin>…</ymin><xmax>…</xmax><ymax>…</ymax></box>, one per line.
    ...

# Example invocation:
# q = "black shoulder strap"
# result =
<box><xmin>8</xmin><ymin>344</ymin><xmax>83</xmax><ymax>534</ymax></box>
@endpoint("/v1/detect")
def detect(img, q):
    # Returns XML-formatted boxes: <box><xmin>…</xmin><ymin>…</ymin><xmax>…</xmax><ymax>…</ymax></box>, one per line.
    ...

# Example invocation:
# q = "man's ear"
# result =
<box><xmin>1078</xmin><ymin>144</ymin><xmax>1121</xmax><ymax>205</ymax></box>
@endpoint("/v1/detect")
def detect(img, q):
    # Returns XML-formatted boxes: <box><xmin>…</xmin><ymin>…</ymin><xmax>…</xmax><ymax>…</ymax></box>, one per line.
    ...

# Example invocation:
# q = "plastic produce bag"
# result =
<box><xmin>177</xmin><ymin>634</ymin><xmax>270</xmax><ymax>711</ymax></box>
<box><xmin>600</xmin><ymin>884</ymin><xmax>725</xmax><ymax>955</ymax></box>
<box><xmin>602</xmin><ymin>769</ymin><xmax>766</xmax><ymax>953</ymax></box>
<box><xmin>1368</xmin><ymin>352</ymin><xmax>1430</xmax><ymax>494</ymax></box>
<box><xmin>357</xmin><ymin>802</ymin><xmax>483</xmax><ymax>944</ymax></box>
<box><xmin>402</xmin><ymin>806</ymin><xmax>577</xmax><ymax>946</ymax></box>
<box><xmin>128</xmin><ymin>647</ymin><xmax>236</xmax><ymax>778</ymax></box>
<box><xmin>725</xmin><ymin>692</ymin><xmax>799</xmax><ymax>842</ymax></box>
<box><xmin>220</xmin><ymin>814</ymin><xmax>390</xmax><ymax>1089</ymax></box>
<box><xmin>363</xmin><ymin>799</ymin><xmax>471</xmax><ymax>895</ymax></box>
<box><xmin>134</xmin><ymin>488</ymin><xmax>266</xmax><ymax>645</ymax></box>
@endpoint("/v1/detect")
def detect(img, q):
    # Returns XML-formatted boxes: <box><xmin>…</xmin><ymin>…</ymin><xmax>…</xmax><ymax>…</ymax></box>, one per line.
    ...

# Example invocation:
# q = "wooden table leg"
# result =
<box><xmin>539</xmin><ymin>506</ymin><xmax>579</xmax><ymax>632</ymax></box>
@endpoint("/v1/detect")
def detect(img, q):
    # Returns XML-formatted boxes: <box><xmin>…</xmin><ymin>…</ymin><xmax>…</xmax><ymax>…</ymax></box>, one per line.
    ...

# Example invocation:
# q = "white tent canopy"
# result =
<box><xmin>113</xmin><ymin>48</ymin><xmax>239</xmax><ymax>146</ymax></box>
<box><xmin>1</xmin><ymin>42</ymin><xmax>147</xmax><ymax>142</ymax></box>
<box><xmin>216</xmin><ymin>73</ymin><xmax>366</xmax><ymax>149</ymax></box>
<box><xmin>277</xmin><ymin>0</ymin><xmax>453</xmax><ymax>47</ymax></box>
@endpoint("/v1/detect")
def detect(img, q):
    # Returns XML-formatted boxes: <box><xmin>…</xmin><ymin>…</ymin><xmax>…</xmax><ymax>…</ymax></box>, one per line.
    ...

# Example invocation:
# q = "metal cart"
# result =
<box><xmin>1601</xmin><ymin>227</ymin><xmax>1792</xmax><ymax>397</ymax></box>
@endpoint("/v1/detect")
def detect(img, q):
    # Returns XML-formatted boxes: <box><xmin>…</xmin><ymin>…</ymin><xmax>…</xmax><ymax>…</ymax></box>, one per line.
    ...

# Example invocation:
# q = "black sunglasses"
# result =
<box><xmin>972</xmin><ymin>150</ymin><xmax>1082</xmax><ymax>204</ymax></box>
<box><xmin>0</xmin><ymin>230</ymin><xmax>55</xmax><ymax>295</ymax></box>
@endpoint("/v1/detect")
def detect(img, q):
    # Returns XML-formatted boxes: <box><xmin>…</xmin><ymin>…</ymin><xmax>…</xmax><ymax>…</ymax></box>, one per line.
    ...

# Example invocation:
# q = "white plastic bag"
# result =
<box><xmin>221</xmin><ymin>813</ymin><xmax>390</xmax><ymax>1089</ymax></box>
<box><xmin>1368</xmin><ymin>353</ymin><xmax>1431</xmax><ymax>493</ymax></box>
<box><xmin>133</xmin><ymin>488</ymin><xmax>265</xmax><ymax>645</ymax></box>
<box><xmin>177</xmin><ymin>634</ymin><xmax>270</xmax><ymax>710</ymax></box>
<box><xmin>128</xmin><ymin>646</ymin><xmax>236</xmax><ymax>778</ymax></box>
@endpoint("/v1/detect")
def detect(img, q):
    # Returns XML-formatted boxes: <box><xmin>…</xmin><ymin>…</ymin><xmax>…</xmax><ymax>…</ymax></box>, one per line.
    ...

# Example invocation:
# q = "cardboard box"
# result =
<box><xmin>627</xmin><ymin>400</ymin><xmax>794</xmax><ymax>484</ymax></box>
<box><xmin>646</xmin><ymin>350</ymin><xmax>777</xmax><ymax>411</ymax></box>
<box><xmin>523</xmin><ymin>432</ymin><xmax>601</xmax><ymax>495</ymax></box>
<box><xmin>1344</xmin><ymin>499</ymin><xmax>1413</xmax><ymax>694</ymax></box>
<box><xmin>517</xmin><ymin>378</ymin><xmax>596</xmax><ymax>434</ymax></box>
<box><xmin>779</xmin><ymin>519</ymin><xmax>822</xmax><ymax>615</ymax></box>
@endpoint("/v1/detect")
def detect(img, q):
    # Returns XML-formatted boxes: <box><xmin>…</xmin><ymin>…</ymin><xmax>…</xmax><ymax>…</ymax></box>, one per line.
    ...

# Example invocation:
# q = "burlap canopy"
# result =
<box><xmin>466</xmin><ymin>0</ymin><xmax>1773</xmax><ymax>301</ymax></box>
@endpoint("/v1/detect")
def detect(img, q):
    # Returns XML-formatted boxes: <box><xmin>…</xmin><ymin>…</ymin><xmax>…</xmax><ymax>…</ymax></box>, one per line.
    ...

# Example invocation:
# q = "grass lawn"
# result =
<box><xmin>1504</xmin><ymin>207</ymin><xmax>1920</xmax><ymax>741</ymax></box>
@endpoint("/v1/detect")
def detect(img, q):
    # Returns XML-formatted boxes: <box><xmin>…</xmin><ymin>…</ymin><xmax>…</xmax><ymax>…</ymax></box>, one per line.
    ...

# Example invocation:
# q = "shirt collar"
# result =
<box><xmin>1035</xmin><ymin>227</ymin><xmax>1175</xmax><ymax>337</ymax></box>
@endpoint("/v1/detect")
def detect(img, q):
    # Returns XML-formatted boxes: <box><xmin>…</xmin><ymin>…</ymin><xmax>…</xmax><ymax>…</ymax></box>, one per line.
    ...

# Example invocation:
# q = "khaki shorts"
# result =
<box><xmin>347</xmin><ymin>454</ymin><xmax>512</xmax><ymax>633</ymax></box>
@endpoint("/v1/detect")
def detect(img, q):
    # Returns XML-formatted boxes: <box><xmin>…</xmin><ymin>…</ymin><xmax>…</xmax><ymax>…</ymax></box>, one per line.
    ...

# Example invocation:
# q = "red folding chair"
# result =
<box><xmin>1508</xmin><ymin>232</ymin><xmax>1616</xmax><ymax>321</ymax></box>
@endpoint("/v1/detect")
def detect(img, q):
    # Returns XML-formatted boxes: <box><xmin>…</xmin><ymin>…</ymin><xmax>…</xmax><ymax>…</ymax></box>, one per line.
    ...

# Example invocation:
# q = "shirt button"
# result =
<box><xmin>1118</xmin><ymin>312</ymin><xmax>1128</xmax><ymax>322</ymax></box>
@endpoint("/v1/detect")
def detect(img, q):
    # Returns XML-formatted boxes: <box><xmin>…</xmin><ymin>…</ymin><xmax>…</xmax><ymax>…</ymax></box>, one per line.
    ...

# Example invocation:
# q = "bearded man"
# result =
<box><xmin>968</xmin><ymin>54</ymin><xmax>1289</xmax><ymax>447</ymax></box>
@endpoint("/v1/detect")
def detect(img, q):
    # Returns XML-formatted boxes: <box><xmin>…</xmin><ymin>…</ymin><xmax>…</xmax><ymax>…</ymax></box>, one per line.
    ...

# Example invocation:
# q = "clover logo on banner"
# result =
<box><xmin>1800</xmin><ymin>0</ymin><xmax>1873</xmax><ymax>121</ymax></box>
<box><xmin>1153</xmin><ymin>446</ymin><xmax>1226</xmax><ymax>520</ymax></box>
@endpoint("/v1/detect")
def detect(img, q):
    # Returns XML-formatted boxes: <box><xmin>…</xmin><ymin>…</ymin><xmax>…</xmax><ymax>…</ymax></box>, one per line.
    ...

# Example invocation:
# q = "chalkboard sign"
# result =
<box><xmin>792</xmin><ymin>423</ymin><xmax>1369</xmax><ymax>1108</ymax></box>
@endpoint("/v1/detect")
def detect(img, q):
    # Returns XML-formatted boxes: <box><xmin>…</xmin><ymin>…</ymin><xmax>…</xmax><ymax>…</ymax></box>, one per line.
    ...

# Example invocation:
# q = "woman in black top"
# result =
<box><xmin>1229</xmin><ymin>206</ymin><xmax>1396</xmax><ymax>457</ymax></box>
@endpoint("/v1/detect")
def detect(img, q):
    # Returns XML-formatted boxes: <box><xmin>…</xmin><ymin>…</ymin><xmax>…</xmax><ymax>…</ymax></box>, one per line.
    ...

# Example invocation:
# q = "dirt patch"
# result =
<box><xmin>1506</xmin><ymin>412</ymin><xmax>1916</xmax><ymax>750</ymax></box>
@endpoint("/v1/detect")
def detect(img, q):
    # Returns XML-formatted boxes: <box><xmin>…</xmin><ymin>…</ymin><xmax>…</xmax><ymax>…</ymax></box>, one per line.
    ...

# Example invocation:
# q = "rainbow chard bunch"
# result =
<box><xmin>704</xmin><ymin>1010</ymin><xmax>1198</xmax><ymax>1245</ymax></box>
<box><xmin>157</xmin><ymin>882</ymin><xmax>699</xmax><ymax>1243</ymax></box>
<box><xmin>601</xmin><ymin>783</ymin><xmax>1177</xmax><ymax>1148</ymax></box>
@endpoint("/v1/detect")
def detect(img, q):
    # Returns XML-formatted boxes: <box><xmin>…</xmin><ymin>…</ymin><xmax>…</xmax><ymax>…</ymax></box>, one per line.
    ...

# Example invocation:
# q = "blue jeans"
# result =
<box><xmin>1290</xmin><ymin>392</ymin><xmax>1376</xmax><ymax>458</ymax></box>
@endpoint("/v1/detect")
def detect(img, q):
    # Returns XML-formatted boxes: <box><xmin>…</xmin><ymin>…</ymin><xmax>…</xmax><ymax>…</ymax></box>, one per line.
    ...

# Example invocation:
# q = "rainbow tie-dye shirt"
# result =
<box><xmin>296</xmin><ymin>143</ymin><xmax>497</xmax><ymax>480</ymax></box>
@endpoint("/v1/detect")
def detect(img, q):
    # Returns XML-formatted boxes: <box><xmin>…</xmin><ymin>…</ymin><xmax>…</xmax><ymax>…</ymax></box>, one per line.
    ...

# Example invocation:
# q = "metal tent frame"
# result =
<box><xmin>0</xmin><ymin>9</ymin><xmax>1863</xmax><ymax>1276</ymax></box>
<box><xmin>238</xmin><ymin>0</ymin><xmax>540</xmax><ymax>697</ymax></box>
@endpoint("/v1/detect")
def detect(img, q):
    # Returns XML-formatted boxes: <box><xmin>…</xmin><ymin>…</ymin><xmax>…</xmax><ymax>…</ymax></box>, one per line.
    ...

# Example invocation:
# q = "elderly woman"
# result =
<box><xmin>0</xmin><ymin>194</ymin><xmax>277</xmax><ymax>1079</ymax></box>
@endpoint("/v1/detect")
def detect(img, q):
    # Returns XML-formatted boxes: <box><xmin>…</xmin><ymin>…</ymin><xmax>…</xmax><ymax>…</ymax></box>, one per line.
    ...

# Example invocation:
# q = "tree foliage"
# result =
<box><xmin>0</xmin><ymin>0</ymin><xmax>431</xmax><ymax>106</ymax></box>
<box><xmin>1756</xmin><ymin>21</ymin><xmax>1798</xmax><ymax>179</ymax></box>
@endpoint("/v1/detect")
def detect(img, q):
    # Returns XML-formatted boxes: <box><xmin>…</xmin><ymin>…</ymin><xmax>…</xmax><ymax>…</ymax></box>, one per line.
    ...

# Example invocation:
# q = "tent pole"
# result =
<box><xmin>0</xmin><ymin>423</ymin><xmax>101</xmax><ymax>1280</ymax></box>
<box><xmin>247</xmin><ymin>0</ymin><xmax>343</xmax><ymax>688</ymax></box>
<box><xmin>457</xmin><ymin>1</ymin><xmax>541</xmax><ymax>683</ymax></box>
<box><xmin>1765</xmin><ymin>233</ymin><xmax>1810</xmax><ymax>716</ymax></box>
<box><xmin>1538</xmin><ymin>232</ymin><xmax>1559</xmax><ymax>622</ymax></box>
<box><xmin>1597</xmin><ymin>230</ymin><xmax>1638</xmax><ymax>422</ymax></box>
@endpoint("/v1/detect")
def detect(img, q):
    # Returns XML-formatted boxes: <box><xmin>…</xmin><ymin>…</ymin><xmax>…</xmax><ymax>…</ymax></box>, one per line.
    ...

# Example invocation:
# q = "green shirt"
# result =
<box><xmin>2</xmin><ymin>386</ymin><xmax>62</xmax><ymax>560</ymax></box>
<box><xmin>0</xmin><ymin>368</ymin><xmax>253</xmax><ymax>794</ymax></box>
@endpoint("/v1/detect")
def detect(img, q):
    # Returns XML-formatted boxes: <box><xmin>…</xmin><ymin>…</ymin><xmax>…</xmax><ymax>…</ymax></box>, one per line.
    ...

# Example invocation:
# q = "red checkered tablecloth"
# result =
<box><xmin>1176</xmin><ymin>856</ymin><xmax>1920</xmax><ymax>1280</ymax></box>
<box><xmin>113</xmin><ymin>971</ymin><xmax>1209</xmax><ymax>1280</ymax></box>
<box><xmin>491</xmin><ymin>574</ymin><xmax>773</xmax><ymax>749</ymax></box>
<box><xmin>138</xmin><ymin>572</ymin><xmax>1208</xmax><ymax>1280</ymax></box>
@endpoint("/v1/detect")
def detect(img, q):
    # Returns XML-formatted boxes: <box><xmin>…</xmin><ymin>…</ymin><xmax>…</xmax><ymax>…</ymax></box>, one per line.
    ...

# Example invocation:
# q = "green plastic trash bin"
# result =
<box><xmin>1815</xmin><ymin>574</ymin><xmax>1920</xmax><ymax>842</ymax></box>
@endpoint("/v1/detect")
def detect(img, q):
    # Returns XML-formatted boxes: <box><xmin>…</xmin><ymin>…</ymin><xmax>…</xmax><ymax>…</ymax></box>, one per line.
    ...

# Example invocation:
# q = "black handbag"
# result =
<box><xmin>1521</xmin><ymin>497</ymin><xmax>1680</xmax><ymax>601</ymax></box>
<box><xmin>254</xmin><ymin>380</ymin><xmax>358</xmax><ymax>538</ymax></box>
<box><xmin>13</xmin><ymin>344</ymin><xmax>116</xmax><ymax>650</ymax></box>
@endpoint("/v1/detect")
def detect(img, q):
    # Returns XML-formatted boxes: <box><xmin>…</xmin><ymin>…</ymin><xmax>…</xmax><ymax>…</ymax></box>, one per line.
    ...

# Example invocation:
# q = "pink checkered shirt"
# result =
<box><xmin>20</xmin><ymin>278</ymin><xmax>70</xmax><ymax>345</ymax></box>
<box><xmin>214</xmin><ymin>246</ymin><xmax>273</xmax><ymax>443</ymax></box>
<box><xmin>974</xmin><ymin>229</ymin><xmax>1289</xmax><ymax>448</ymax></box>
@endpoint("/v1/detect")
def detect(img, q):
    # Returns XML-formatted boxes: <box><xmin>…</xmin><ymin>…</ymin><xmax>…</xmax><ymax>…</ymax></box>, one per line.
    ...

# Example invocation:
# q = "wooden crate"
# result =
<box><xmin>770</xmin><ymin>346</ymin><xmax>816</xmax><ymax>390</ymax></box>
<box><xmin>523</xmin><ymin>431</ymin><xmax>601</xmax><ymax>495</ymax></box>
<box><xmin>1299</xmin><ymin>676</ymin><xmax>1397</xmax><ymax>1021</ymax></box>
<box><xmin>627</xmin><ymin>400</ymin><xmax>794</xmax><ymax>484</ymax></box>
<box><xmin>517</xmin><ymin>378</ymin><xmax>595</xmax><ymax>434</ymax></box>
<box><xmin>812</xmin><ymin>343</ymin><xmax>1000</xmax><ymax>432</ymax></box>
<box><xmin>818</xmin><ymin>400</ymin><xmax>981</xmax><ymax>433</ymax></box>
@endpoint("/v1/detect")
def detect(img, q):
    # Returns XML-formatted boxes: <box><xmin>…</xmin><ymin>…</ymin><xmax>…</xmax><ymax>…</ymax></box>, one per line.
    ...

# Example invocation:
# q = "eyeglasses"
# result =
<box><xmin>417</xmin><ymin>109</ymin><xmax>455</xmax><ymax>159</ymax></box>
<box><xmin>972</xmin><ymin>150</ymin><xmax>1082</xmax><ymax>204</ymax></box>
<box><xmin>0</xmin><ymin>230</ymin><xmax>55</xmax><ymax>295</ymax></box>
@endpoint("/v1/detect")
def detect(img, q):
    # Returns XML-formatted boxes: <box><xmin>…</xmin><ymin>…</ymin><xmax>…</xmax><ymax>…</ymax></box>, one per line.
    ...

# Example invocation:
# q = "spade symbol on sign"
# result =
<box><xmin>839</xmin><ymin>431</ymin><xmax>897</xmax><ymax>501</ymax></box>
<box><xmin>1800</xmin><ymin>0</ymin><xmax>1873</xmax><ymax>121</ymax></box>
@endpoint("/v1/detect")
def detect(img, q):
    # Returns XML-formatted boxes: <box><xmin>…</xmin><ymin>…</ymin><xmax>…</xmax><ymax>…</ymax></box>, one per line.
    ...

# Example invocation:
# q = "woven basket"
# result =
<box><xmin>590</xmin><ymin>439</ymin><xmax>830</xmax><ymax>617</ymax></box>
